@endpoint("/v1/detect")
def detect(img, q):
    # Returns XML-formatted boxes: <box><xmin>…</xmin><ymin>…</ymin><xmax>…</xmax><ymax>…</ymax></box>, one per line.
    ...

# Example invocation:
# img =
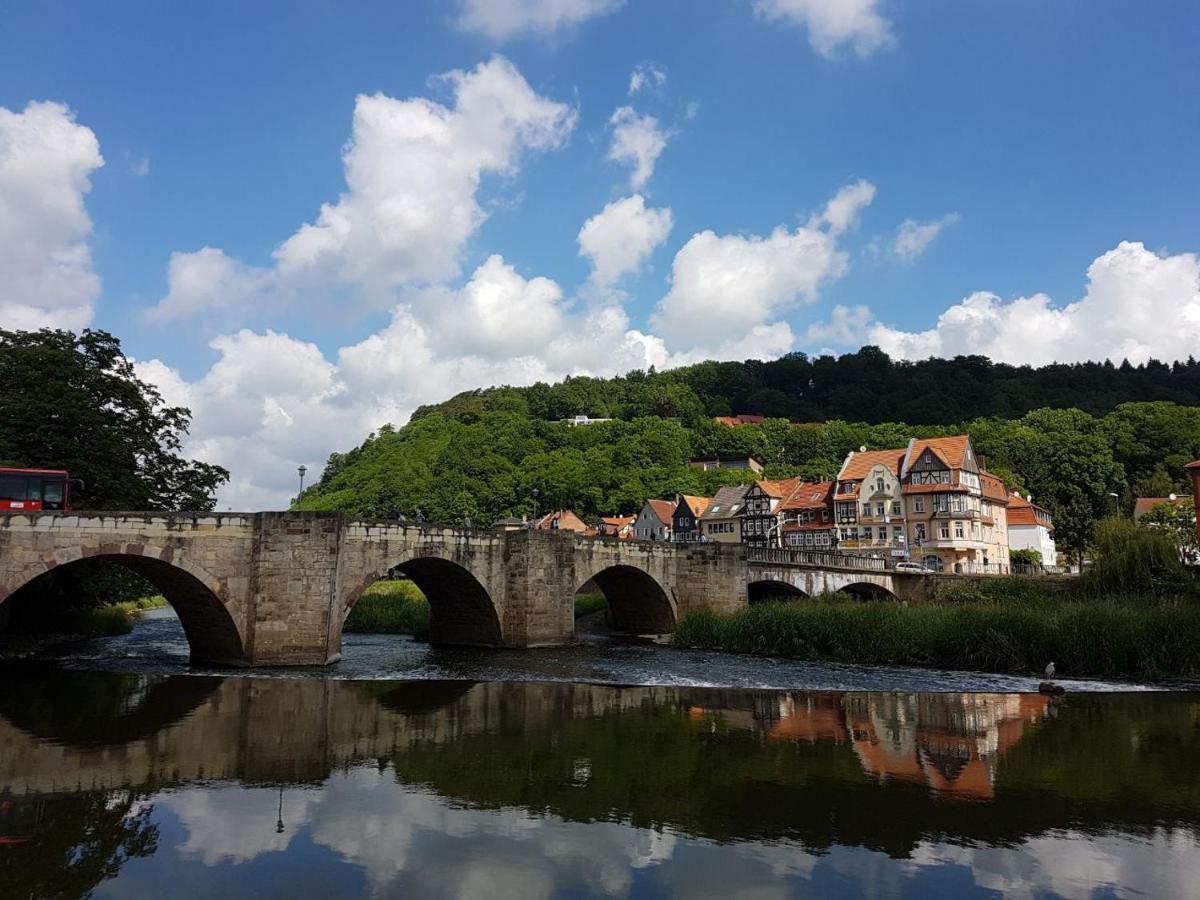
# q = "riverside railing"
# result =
<box><xmin>746</xmin><ymin>547</ymin><xmax>888</xmax><ymax>572</ymax></box>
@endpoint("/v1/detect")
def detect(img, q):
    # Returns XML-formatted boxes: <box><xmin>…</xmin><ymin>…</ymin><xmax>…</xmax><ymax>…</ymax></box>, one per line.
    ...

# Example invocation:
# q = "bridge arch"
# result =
<box><xmin>345</xmin><ymin>555</ymin><xmax>502</xmax><ymax>647</ymax></box>
<box><xmin>0</xmin><ymin>546</ymin><xmax>246</xmax><ymax>666</ymax></box>
<box><xmin>838</xmin><ymin>581</ymin><xmax>898</xmax><ymax>602</ymax></box>
<box><xmin>748</xmin><ymin>579</ymin><xmax>809</xmax><ymax>604</ymax></box>
<box><xmin>576</xmin><ymin>564</ymin><xmax>675</xmax><ymax>634</ymax></box>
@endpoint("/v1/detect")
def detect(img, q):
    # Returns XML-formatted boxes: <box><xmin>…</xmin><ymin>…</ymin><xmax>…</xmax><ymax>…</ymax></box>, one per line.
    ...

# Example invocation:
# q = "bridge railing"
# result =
<box><xmin>746</xmin><ymin>547</ymin><xmax>888</xmax><ymax>572</ymax></box>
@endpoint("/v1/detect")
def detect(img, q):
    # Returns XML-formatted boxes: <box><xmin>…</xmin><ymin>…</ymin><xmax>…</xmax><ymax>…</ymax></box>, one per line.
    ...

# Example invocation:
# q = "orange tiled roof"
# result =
<box><xmin>837</xmin><ymin>448</ymin><xmax>906</xmax><ymax>482</ymax></box>
<box><xmin>679</xmin><ymin>494</ymin><xmax>712</xmax><ymax>517</ymax></box>
<box><xmin>1007</xmin><ymin>493</ymin><xmax>1052</xmax><ymax>529</ymax></box>
<box><xmin>646</xmin><ymin>499</ymin><xmax>676</xmax><ymax>523</ymax></box>
<box><xmin>714</xmin><ymin>414</ymin><xmax>765</xmax><ymax>426</ymax></box>
<box><xmin>757</xmin><ymin>477</ymin><xmax>806</xmax><ymax>500</ymax></box>
<box><xmin>780</xmin><ymin>481</ymin><xmax>834</xmax><ymax>510</ymax></box>
<box><xmin>600</xmin><ymin>515</ymin><xmax>636</xmax><ymax>527</ymax></box>
<box><xmin>534</xmin><ymin>509</ymin><xmax>591</xmax><ymax>533</ymax></box>
<box><xmin>906</xmin><ymin>435</ymin><xmax>972</xmax><ymax>471</ymax></box>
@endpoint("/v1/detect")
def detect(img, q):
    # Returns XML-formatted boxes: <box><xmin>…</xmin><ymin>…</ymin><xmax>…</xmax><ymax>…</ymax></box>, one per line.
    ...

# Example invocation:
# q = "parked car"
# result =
<box><xmin>893</xmin><ymin>561</ymin><xmax>933</xmax><ymax>575</ymax></box>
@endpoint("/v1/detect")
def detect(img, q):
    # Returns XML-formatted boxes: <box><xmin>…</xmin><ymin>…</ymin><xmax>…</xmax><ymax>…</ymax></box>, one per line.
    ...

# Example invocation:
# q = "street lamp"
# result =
<box><xmin>1107</xmin><ymin>492</ymin><xmax>1121</xmax><ymax>515</ymax></box>
<box><xmin>297</xmin><ymin>465</ymin><xmax>308</xmax><ymax>496</ymax></box>
<box><xmin>531</xmin><ymin>488</ymin><xmax>540</xmax><ymax>524</ymax></box>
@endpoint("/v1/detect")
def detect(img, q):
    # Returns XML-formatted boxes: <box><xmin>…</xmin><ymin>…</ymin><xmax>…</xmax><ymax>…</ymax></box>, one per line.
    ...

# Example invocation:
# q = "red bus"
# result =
<box><xmin>0</xmin><ymin>467</ymin><xmax>74</xmax><ymax>512</ymax></box>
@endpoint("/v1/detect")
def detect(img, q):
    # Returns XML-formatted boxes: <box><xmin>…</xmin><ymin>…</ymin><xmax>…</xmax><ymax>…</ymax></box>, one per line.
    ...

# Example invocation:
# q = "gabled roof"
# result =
<box><xmin>700</xmin><ymin>484</ymin><xmax>750</xmax><ymax>519</ymax></box>
<box><xmin>643</xmin><ymin>499</ymin><xmax>677</xmax><ymax>523</ymax></box>
<box><xmin>903</xmin><ymin>435</ymin><xmax>973</xmax><ymax>473</ymax></box>
<box><xmin>677</xmin><ymin>494</ymin><xmax>712</xmax><ymax>517</ymax></box>
<box><xmin>714</xmin><ymin>414</ymin><xmax>764</xmax><ymax>426</ymax></box>
<box><xmin>837</xmin><ymin>449</ymin><xmax>906</xmax><ymax>482</ymax></box>
<box><xmin>780</xmin><ymin>481</ymin><xmax>834</xmax><ymax>510</ymax></box>
<box><xmin>534</xmin><ymin>509</ymin><xmax>592</xmax><ymax>533</ymax></box>
<box><xmin>756</xmin><ymin>477</ymin><xmax>805</xmax><ymax>501</ymax></box>
<box><xmin>1007</xmin><ymin>493</ymin><xmax>1052</xmax><ymax>529</ymax></box>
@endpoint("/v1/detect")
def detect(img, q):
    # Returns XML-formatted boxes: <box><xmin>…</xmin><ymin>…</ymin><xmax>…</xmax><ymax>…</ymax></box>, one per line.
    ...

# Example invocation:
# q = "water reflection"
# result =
<box><xmin>2</xmin><ymin>667</ymin><xmax>1199</xmax><ymax>898</ymax></box>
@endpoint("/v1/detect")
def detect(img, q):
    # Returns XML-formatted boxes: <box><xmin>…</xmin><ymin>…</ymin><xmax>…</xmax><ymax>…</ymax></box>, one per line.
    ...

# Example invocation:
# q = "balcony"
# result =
<box><xmin>931</xmin><ymin>509</ymin><xmax>981</xmax><ymax>519</ymax></box>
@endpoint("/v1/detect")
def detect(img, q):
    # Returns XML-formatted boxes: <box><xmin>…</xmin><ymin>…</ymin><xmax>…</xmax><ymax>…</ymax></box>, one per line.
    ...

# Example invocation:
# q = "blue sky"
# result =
<box><xmin>2</xmin><ymin>1</ymin><xmax>1198</xmax><ymax>506</ymax></box>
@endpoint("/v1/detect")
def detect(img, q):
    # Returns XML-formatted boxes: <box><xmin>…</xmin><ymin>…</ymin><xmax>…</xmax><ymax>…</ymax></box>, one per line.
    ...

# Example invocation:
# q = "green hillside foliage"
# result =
<box><xmin>296</xmin><ymin>350</ymin><xmax>1200</xmax><ymax>560</ymax></box>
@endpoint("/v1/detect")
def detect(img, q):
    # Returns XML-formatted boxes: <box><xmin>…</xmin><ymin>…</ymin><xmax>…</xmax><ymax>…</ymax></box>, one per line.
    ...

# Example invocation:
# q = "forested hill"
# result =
<box><xmin>297</xmin><ymin>349</ymin><xmax>1200</xmax><ymax>558</ymax></box>
<box><xmin>413</xmin><ymin>348</ymin><xmax>1200</xmax><ymax>425</ymax></box>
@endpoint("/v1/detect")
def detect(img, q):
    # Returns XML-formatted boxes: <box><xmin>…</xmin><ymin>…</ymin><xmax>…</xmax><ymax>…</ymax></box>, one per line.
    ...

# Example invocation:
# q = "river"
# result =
<box><xmin>2</xmin><ymin>610</ymin><xmax>1199</xmax><ymax>898</ymax></box>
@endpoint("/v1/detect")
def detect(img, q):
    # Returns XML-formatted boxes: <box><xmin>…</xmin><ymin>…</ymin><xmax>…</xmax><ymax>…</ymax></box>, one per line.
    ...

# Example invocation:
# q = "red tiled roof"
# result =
<box><xmin>1007</xmin><ymin>493</ymin><xmax>1052</xmax><ymax>529</ymax></box>
<box><xmin>646</xmin><ymin>499</ymin><xmax>676</xmax><ymax>523</ymax></box>
<box><xmin>906</xmin><ymin>436</ymin><xmax>972</xmax><ymax>471</ymax></box>
<box><xmin>757</xmin><ymin>477</ymin><xmax>805</xmax><ymax>500</ymax></box>
<box><xmin>1133</xmin><ymin>496</ymin><xmax>1191</xmax><ymax>518</ymax></box>
<box><xmin>779</xmin><ymin>481</ymin><xmax>834</xmax><ymax>510</ymax></box>
<box><xmin>837</xmin><ymin>448</ymin><xmax>906</xmax><ymax>481</ymax></box>
<box><xmin>600</xmin><ymin>515</ymin><xmax>636</xmax><ymax>527</ymax></box>
<box><xmin>714</xmin><ymin>414</ymin><xmax>765</xmax><ymax>426</ymax></box>
<box><xmin>534</xmin><ymin>510</ymin><xmax>591</xmax><ymax>533</ymax></box>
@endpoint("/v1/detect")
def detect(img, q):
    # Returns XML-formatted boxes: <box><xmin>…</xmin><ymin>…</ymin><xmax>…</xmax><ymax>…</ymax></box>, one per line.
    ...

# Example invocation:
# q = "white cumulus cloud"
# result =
<box><xmin>607</xmin><ymin>106</ymin><xmax>668</xmax><ymax>192</ymax></box>
<box><xmin>456</xmin><ymin>0</ymin><xmax>623</xmax><ymax>41</ymax></box>
<box><xmin>0</xmin><ymin>100</ymin><xmax>103</xmax><ymax>331</ymax></box>
<box><xmin>869</xmin><ymin>241</ymin><xmax>1200</xmax><ymax>366</ymax></box>
<box><xmin>650</xmin><ymin>180</ymin><xmax>875</xmax><ymax>354</ymax></box>
<box><xmin>754</xmin><ymin>0</ymin><xmax>894</xmax><ymax>58</ymax></box>
<box><xmin>577</xmin><ymin>194</ymin><xmax>673</xmax><ymax>287</ymax></box>
<box><xmin>151</xmin><ymin>56</ymin><xmax>577</xmax><ymax>321</ymax></box>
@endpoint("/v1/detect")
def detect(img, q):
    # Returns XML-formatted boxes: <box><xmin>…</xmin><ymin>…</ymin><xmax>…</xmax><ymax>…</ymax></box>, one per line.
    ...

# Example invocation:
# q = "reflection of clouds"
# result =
<box><xmin>165</xmin><ymin>787</ymin><xmax>322</xmax><ymax>864</ymax></box>
<box><xmin>156</xmin><ymin>768</ymin><xmax>1200</xmax><ymax>899</ymax></box>
<box><xmin>907</xmin><ymin>827</ymin><xmax>1200</xmax><ymax>899</ymax></box>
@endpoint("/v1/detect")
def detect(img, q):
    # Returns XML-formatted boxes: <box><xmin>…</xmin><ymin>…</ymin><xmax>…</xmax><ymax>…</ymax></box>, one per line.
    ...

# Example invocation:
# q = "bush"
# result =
<box><xmin>1009</xmin><ymin>548</ymin><xmax>1042</xmax><ymax>568</ymax></box>
<box><xmin>1082</xmin><ymin>517</ymin><xmax>1196</xmax><ymax>599</ymax></box>
<box><xmin>574</xmin><ymin>593</ymin><xmax>608</xmax><ymax>618</ymax></box>
<box><xmin>344</xmin><ymin>579</ymin><xmax>431</xmax><ymax>635</ymax></box>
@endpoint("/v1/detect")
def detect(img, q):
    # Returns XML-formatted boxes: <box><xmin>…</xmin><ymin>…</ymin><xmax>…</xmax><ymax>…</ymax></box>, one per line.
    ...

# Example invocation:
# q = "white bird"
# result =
<box><xmin>1044</xmin><ymin>661</ymin><xmax>1056</xmax><ymax>677</ymax></box>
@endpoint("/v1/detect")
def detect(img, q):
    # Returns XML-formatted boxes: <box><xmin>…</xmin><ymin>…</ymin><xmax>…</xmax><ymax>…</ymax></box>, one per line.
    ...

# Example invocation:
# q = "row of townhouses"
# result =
<box><xmin>494</xmin><ymin>434</ymin><xmax>1060</xmax><ymax>573</ymax></box>
<box><xmin>625</xmin><ymin>435</ymin><xmax>1056</xmax><ymax>573</ymax></box>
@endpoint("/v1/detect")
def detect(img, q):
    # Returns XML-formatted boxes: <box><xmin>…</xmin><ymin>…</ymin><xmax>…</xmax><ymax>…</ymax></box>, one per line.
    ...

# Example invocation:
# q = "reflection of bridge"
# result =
<box><xmin>0</xmin><ymin>512</ymin><xmax>924</xmax><ymax>666</ymax></box>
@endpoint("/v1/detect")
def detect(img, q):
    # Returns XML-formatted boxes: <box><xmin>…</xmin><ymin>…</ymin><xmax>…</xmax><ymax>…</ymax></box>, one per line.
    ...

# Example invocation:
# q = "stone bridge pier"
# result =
<box><xmin>0</xmin><ymin>512</ymin><xmax>749</xmax><ymax>668</ymax></box>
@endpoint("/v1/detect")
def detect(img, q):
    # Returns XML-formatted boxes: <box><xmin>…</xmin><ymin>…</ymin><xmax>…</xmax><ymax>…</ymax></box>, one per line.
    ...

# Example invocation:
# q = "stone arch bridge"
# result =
<box><xmin>0</xmin><ymin>512</ymin><xmax>918</xmax><ymax>667</ymax></box>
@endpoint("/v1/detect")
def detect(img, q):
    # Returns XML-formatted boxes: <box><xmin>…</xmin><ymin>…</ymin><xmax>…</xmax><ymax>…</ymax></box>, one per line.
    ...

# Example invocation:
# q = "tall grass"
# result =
<box><xmin>674</xmin><ymin>593</ymin><xmax>1200</xmax><ymax>681</ymax></box>
<box><xmin>344</xmin><ymin>579</ymin><xmax>431</xmax><ymax>635</ymax></box>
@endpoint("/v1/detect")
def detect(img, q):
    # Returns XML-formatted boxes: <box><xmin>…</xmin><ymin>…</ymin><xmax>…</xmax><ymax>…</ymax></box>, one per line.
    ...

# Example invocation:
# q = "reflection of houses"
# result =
<box><xmin>671</xmin><ymin>495</ymin><xmax>711</xmax><ymax>542</ymax></box>
<box><xmin>698</xmin><ymin>484</ymin><xmax>750</xmax><ymax>543</ymax></box>
<box><xmin>1007</xmin><ymin>493</ymin><xmax>1056</xmax><ymax>564</ymax></box>
<box><xmin>759</xmin><ymin>691</ymin><xmax>1050</xmax><ymax>800</ymax></box>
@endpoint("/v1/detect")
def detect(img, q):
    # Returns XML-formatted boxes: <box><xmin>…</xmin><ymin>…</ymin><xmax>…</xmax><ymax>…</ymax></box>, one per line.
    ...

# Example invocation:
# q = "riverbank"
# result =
<box><xmin>674</xmin><ymin>589</ymin><xmax>1200</xmax><ymax>681</ymax></box>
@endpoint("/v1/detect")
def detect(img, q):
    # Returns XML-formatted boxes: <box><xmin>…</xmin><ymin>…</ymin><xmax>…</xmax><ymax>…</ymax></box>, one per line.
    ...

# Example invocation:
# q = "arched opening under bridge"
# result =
<box><xmin>0</xmin><ymin>553</ymin><xmax>245</xmax><ymax>666</ymax></box>
<box><xmin>577</xmin><ymin>565</ymin><xmax>675</xmax><ymax>635</ymax></box>
<box><xmin>748</xmin><ymin>580</ymin><xmax>809</xmax><ymax>604</ymax></box>
<box><xmin>346</xmin><ymin>557</ymin><xmax>502</xmax><ymax>647</ymax></box>
<box><xmin>838</xmin><ymin>581</ymin><xmax>898</xmax><ymax>602</ymax></box>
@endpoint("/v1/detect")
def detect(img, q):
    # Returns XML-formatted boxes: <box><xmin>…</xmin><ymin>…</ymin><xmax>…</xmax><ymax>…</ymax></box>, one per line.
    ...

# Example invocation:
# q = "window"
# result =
<box><xmin>914</xmin><ymin>497</ymin><xmax>925</xmax><ymax>513</ymax></box>
<box><xmin>891</xmin><ymin>501</ymin><xmax>901</xmax><ymax>516</ymax></box>
<box><xmin>893</xmin><ymin>526</ymin><xmax>903</xmax><ymax>540</ymax></box>
<box><xmin>940</xmin><ymin>524</ymin><xmax>950</xmax><ymax>539</ymax></box>
<box><xmin>862</xmin><ymin>503</ymin><xmax>871</xmax><ymax>517</ymax></box>
<box><xmin>954</xmin><ymin>522</ymin><xmax>964</xmax><ymax>539</ymax></box>
<box><xmin>875</xmin><ymin>477</ymin><xmax>885</xmax><ymax>492</ymax></box>
<box><xmin>0</xmin><ymin>475</ymin><xmax>26</xmax><ymax>501</ymax></box>
<box><xmin>915</xmin><ymin>523</ymin><xmax>926</xmax><ymax>541</ymax></box>
<box><xmin>43</xmin><ymin>481</ymin><xmax>64</xmax><ymax>505</ymax></box>
<box><xmin>875</xmin><ymin>502</ymin><xmax>885</xmax><ymax>516</ymax></box>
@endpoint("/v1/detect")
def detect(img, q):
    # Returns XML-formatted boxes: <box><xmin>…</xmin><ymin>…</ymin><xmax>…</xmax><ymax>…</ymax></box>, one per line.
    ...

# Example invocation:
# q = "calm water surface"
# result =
<box><xmin>2</xmin><ymin>612</ymin><xmax>1199</xmax><ymax>899</ymax></box>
